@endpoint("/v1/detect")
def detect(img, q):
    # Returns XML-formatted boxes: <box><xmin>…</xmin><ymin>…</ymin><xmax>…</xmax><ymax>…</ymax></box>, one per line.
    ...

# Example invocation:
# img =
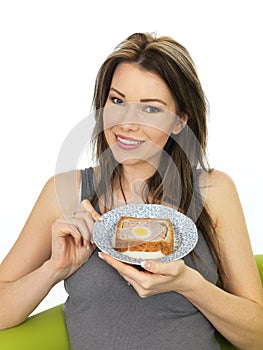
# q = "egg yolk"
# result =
<box><xmin>133</xmin><ymin>227</ymin><xmax>149</xmax><ymax>236</ymax></box>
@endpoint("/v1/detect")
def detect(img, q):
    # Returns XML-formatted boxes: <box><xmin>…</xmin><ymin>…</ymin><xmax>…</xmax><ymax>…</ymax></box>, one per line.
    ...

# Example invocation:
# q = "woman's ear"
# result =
<box><xmin>172</xmin><ymin>114</ymin><xmax>189</xmax><ymax>134</ymax></box>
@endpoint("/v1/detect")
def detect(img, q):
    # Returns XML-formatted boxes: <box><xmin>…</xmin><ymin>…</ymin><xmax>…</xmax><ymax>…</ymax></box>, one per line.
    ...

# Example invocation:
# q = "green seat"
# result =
<box><xmin>0</xmin><ymin>255</ymin><xmax>262</xmax><ymax>349</ymax></box>
<box><xmin>0</xmin><ymin>304</ymin><xmax>69</xmax><ymax>350</ymax></box>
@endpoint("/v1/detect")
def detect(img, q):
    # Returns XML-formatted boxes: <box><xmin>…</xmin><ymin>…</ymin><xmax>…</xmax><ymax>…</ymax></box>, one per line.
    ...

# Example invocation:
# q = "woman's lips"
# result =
<box><xmin>115</xmin><ymin>134</ymin><xmax>145</xmax><ymax>150</ymax></box>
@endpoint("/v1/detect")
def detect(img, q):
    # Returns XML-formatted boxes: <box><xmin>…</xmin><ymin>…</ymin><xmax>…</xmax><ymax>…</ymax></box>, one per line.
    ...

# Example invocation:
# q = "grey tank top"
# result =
<box><xmin>64</xmin><ymin>168</ymin><xmax>220</xmax><ymax>350</ymax></box>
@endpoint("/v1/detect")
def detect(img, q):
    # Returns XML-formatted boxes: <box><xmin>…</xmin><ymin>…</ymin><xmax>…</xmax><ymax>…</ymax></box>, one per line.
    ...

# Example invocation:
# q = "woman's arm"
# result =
<box><xmin>0</xmin><ymin>260</ymin><xmax>62</xmax><ymax>329</ymax></box>
<box><xmin>0</xmin><ymin>175</ymin><xmax>60</xmax><ymax>329</ymax></box>
<box><xmin>0</xmin><ymin>170</ymin><xmax>97</xmax><ymax>329</ymax></box>
<box><xmin>99</xmin><ymin>170</ymin><xmax>263</xmax><ymax>350</ymax></box>
<box><xmin>189</xmin><ymin>170</ymin><xmax>263</xmax><ymax>349</ymax></box>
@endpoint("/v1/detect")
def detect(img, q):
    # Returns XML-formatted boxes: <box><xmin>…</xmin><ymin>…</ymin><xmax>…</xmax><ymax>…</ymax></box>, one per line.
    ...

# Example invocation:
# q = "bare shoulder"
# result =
<box><xmin>208</xmin><ymin>169</ymin><xmax>238</xmax><ymax>198</ymax></box>
<box><xmin>207</xmin><ymin>169</ymin><xmax>236</xmax><ymax>188</ymax></box>
<box><xmin>52</xmin><ymin>169</ymin><xmax>81</xmax><ymax>189</ymax></box>
<box><xmin>51</xmin><ymin>169</ymin><xmax>82</xmax><ymax>215</ymax></box>
<box><xmin>199</xmin><ymin>168</ymin><xmax>237</xmax><ymax>192</ymax></box>
<box><xmin>37</xmin><ymin>169</ymin><xmax>81</xmax><ymax>214</ymax></box>
<box><xmin>199</xmin><ymin>169</ymin><xmax>240</xmax><ymax>223</ymax></box>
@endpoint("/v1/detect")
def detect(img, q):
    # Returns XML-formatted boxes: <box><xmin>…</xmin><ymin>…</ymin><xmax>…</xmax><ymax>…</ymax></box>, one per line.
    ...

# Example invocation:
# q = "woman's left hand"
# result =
<box><xmin>98</xmin><ymin>251</ymin><xmax>198</xmax><ymax>297</ymax></box>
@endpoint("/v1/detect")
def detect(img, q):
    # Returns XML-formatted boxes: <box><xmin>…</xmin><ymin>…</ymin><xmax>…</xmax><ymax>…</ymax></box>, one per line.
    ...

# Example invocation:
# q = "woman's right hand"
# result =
<box><xmin>49</xmin><ymin>199</ymin><xmax>101</xmax><ymax>280</ymax></box>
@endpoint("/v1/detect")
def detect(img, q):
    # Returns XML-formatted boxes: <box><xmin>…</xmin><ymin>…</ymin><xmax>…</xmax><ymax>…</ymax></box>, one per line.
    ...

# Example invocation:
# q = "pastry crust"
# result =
<box><xmin>115</xmin><ymin>216</ymin><xmax>174</xmax><ymax>255</ymax></box>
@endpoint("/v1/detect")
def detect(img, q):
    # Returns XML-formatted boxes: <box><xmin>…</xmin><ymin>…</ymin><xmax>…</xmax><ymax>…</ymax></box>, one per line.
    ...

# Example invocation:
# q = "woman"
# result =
<box><xmin>0</xmin><ymin>33</ymin><xmax>262</xmax><ymax>349</ymax></box>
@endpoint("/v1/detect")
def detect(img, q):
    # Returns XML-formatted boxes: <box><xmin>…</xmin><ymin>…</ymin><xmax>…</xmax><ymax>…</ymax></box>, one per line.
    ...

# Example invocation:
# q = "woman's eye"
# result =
<box><xmin>143</xmin><ymin>106</ymin><xmax>161</xmax><ymax>113</ymax></box>
<box><xmin>111</xmin><ymin>97</ymin><xmax>124</xmax><ymax>105</ymax></box>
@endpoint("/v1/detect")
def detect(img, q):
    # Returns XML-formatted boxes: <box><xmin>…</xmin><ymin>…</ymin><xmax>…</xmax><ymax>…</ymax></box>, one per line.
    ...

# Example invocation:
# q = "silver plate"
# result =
<box><xmin>93</xmin><ymin>204</ymin><xmax>198</xmax><ymax>265</ymax></box>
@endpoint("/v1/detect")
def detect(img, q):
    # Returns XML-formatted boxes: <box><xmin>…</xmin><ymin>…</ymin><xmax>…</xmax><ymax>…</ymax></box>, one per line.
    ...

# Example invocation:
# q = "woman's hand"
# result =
<box><xmin>98</xmin><ymin>252</ymin><xmax>199</xmax><ymax>297</ymax></box>
<box><xmin>49</xmin><ymin>199</ymin><xmax>101</xmax><ymax>280</ymax></box>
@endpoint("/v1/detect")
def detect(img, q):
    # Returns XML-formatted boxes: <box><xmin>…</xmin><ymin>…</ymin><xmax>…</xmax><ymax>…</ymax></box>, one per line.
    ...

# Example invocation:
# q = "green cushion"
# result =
<box><xmin>255</xmin><ymin>254</ymin><xmax>263</xmax><ymax>284</ymax></box>
<box><xmin>0</xmin><ymin>255</ymin><xmax>262</xmax><ymax>349</ymax></box>
<box><xmin>0</xmin><ymin>304</ymin><xmax>69</xmax><ymax>350</ymax></box>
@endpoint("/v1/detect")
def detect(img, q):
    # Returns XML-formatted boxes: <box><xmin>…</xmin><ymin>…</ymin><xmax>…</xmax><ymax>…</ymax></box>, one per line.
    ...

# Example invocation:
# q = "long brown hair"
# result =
<box><xmin>91</xmin><ymin>33</ymin><xmax>223</xmax><ymax>277</ymax></box>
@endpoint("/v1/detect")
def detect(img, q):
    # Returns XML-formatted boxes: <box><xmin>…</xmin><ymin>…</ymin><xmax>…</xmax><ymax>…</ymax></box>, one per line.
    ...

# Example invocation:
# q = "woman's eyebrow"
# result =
<box><xmin>140</xmin><ymin>98</ymin><xmax>167</xmax><ymax>106</ymax></box>
<box><xmin>110</xmin><ymin>87</ymin><xmax>167</xmax><ymax>106</ymax></box>
<box><xmin>109</xmin><ymin>87</ymin><xmax>126</xmax><ymax>98</ymax></box>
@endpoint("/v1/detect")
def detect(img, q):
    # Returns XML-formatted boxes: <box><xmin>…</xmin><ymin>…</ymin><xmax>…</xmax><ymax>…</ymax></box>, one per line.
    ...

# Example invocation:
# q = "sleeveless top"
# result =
<box><xmin>63</xmin><ymin>168</ymin><xmax>220</xmax><ymax>350</ymax></box>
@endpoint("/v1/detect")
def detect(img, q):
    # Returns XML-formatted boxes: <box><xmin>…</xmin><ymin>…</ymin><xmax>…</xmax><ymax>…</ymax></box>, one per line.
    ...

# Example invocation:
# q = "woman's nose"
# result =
<box><xmin>120</xmin><ymin>103</ymin><xmax>140</xmax><ymax>125</ymax></box>
<box><xmin>113</xmin><ymin>103</ymin><xmax>140</xmax><ymax>131</ymax></box>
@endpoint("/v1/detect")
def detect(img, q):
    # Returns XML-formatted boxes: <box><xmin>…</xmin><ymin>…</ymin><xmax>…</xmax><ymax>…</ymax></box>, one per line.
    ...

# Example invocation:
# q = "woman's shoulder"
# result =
<box><xmin>199</xmin><ymin>169</ymin><xmax>241</xmax><ymax>222</ymax></box>
<box><xmin>45</xmin><ymin>169</ymin><xmax>82</xmax><ymax>192</ymax></box>
<box><xmin>42</xmin><ymin>170</ymin><xmax>83</xmax><ymax>215</ymax></box>
<box><xmin>199</xmin><ymin>168</ymin><xmax>237</xmax><ymax>193</ymax></box>
<box><xmin>51</xmin><ymin>167</ymin><xmax>98</xmax><ymax>210</ymax></box>
<box><xmin>52</xmin><ymin>166</ymin><xmax>98</xmax><ymax>186</ymax></box>
<box><xmin>54</xmin><ymin>169</ymin><xmax>81</xmax><ymax>182</ymax></box>
<box><xmin>208</xmin><ymin>169</ymin><xmax>238</xmax><ymax>196</ymax></box>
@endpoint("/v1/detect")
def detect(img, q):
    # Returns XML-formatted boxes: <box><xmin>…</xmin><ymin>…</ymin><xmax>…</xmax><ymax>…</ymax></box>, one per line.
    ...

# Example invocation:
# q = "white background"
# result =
<box><xmin>0</xmin><ymin>0</ymin><xmax>262</xmax><ymax>314</ymax></box>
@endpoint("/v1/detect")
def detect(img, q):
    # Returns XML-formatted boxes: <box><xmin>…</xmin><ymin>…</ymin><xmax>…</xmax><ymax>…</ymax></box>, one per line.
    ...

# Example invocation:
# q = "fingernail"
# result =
<box><xmin>83</xmin><ymin>239</ymin><xmax>90</xmax><ymax>249</ymax></box>
<box><xmin>141</xmin><ymin>261</ymin><xmax>151</xmax><ymax>269</ymax></box>
<box><xmin>98</xmin><ymin>252</ymin><xmax>104</xmax><ymax>260</ymax></box>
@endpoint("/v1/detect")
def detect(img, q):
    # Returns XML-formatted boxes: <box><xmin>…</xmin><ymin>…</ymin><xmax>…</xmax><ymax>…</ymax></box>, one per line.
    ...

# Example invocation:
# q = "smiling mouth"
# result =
<box><xmin>116</xmin><ymin>135</ymin><xmax>145</xmax><ymax>146</ymax></box>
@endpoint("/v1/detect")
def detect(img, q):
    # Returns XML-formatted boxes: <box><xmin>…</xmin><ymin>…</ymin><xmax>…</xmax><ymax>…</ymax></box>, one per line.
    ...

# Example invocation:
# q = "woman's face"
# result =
<box><xmin>103</xmin><ymin>62</ymin><xmax>185</xmax><ymax>168</ymax></box>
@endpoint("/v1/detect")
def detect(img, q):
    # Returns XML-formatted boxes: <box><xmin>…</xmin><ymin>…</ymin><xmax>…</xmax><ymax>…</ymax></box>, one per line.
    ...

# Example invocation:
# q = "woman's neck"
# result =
<box><xmin>111</xmin><ymin>164</ymin><xmax>155</xmax><ymax>206</ymax></box>
<box><xmin>121</xmin><ymin>163</ymin><xmax>156</xmax><ymax>184</ymax></box>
